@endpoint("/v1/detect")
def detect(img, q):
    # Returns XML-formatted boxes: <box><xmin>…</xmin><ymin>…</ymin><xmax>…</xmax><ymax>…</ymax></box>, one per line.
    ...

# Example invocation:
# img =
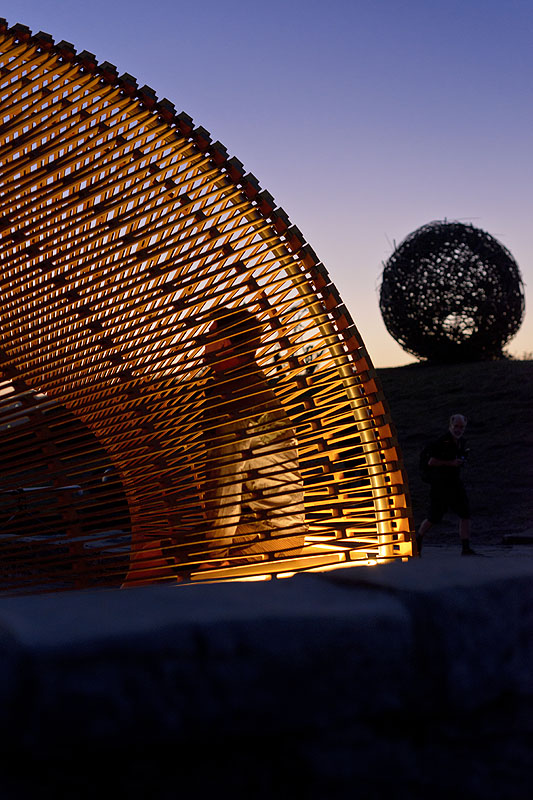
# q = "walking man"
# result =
<box><xmin>417</xmin><ymin>413</ymin><xmax>475</xmax><ymax>556</ymax></box>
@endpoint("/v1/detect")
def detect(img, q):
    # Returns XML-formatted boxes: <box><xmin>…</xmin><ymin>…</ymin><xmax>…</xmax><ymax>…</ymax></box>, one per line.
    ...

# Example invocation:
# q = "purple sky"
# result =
<box><xmin>2</xmin><ymin>0</ymin><xmax>532</xmax><ymax>367</ymax></box>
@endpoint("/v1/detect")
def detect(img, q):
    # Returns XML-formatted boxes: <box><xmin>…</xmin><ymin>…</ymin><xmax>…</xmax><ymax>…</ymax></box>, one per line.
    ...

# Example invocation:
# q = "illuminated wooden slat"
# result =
<box><xmin>0</xmin><ymin>20</ymin><xmax>414</xmax><ymax>594</ymax></box>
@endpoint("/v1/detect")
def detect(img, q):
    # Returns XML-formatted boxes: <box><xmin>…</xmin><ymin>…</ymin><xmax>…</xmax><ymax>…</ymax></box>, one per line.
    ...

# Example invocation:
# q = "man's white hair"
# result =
<box><xmin>450</xmin><ymin>413</ymin><xmax>467</xmax><ymax>426</ymax></box>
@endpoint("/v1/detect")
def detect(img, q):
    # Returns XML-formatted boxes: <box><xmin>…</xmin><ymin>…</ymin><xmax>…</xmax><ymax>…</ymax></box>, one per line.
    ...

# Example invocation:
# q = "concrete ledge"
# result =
<box><xmin>0</xmin><ymin>556</ymin><xmax>531</xmax><ymax>798</ymax></box>
<box><xmin>326</xmin><ymin>555</ymin><xmax>533</xmax><ymax>711</ymax></box>
<box><xmin>0</xmin><ymin>578</ymin><xmax>414</xmax><ymax>752</ymax></box>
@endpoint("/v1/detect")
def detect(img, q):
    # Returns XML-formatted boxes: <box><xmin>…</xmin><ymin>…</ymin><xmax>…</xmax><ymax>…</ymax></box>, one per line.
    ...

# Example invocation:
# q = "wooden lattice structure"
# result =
<box><xmin>0</xmin><ymin>20</ymin><xmax>413</xmax><ymax>595</ymax></box>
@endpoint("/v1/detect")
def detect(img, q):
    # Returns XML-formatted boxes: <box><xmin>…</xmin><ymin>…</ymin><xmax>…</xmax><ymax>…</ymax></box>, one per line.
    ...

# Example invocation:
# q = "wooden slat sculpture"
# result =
<box><xmin>0</xmin><ymin>21</ymin><xmax>413</xmax><ymax>594</ymax></box>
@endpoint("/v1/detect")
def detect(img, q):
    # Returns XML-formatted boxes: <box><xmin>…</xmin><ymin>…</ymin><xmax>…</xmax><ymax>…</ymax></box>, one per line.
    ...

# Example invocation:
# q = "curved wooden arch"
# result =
<box><xmin>0</xmin><ymin>20</ymin><xmax>413</xmax><ymax>594</ymax></box>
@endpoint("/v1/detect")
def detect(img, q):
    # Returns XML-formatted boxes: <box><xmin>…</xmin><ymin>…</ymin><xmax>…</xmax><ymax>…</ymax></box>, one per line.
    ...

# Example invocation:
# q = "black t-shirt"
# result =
<box><xmin>428</xmin><ymin>432</ymin><xmax>468</xmax><ymax>484</ymax></box>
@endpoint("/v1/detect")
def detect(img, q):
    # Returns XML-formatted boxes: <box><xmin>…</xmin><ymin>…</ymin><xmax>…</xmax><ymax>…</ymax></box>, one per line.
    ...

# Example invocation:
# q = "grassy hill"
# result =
<box><xmin>377</xmin><ymin>360</ymin><xmax>533</xmax><ymax>546</ymax></box>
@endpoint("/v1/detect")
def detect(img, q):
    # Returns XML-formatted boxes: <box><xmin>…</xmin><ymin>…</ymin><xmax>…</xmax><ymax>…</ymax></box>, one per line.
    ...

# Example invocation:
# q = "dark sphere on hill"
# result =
<box><xmin>379</xmin><ymin>220</ymin><xmax>525</xmax><ymax>363</ymax></box>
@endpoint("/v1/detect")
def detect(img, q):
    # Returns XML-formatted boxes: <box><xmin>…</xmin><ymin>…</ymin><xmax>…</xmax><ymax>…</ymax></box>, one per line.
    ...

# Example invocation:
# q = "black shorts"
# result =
<box><xmin>428</xmin><ymin>480</ymin><xmax>470</xmax><ymax>523</ymax></box>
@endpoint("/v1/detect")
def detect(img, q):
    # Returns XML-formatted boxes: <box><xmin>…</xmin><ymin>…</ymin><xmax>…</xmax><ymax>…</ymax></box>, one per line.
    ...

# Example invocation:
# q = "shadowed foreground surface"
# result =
<box><xmin>0</xmin><ymin>551</ymin><xmax>531</xmax><ymax>799</ymax></box>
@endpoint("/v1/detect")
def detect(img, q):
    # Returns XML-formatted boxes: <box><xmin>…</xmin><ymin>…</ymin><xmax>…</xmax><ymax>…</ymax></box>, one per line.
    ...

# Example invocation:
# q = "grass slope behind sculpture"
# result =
<box><xmin>379</xmin><ymin>220</ymin><xmax>525</xmax><ymax>363</ymax></box>
<box><xmin>0</xmin><ymin>20</ymin><xmax>413</xmax><ymax>594</ymax></box>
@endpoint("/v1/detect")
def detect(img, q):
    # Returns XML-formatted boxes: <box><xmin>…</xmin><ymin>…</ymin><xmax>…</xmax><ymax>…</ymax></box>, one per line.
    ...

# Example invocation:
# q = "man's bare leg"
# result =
<box><xmin>460</xmin><ymin>518</ymin><xmax>476</xmax><ymax>555</ymax></box>
<box><xmin>416</xmin><ymin>518</ymin><xmax>432</xmax><ymax>556</ymax></box>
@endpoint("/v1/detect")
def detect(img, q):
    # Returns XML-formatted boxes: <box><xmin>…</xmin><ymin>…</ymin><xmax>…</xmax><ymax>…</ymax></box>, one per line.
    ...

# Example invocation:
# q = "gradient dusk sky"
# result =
<box><xmin>2</xmin><ymin>0</ymin><xmax>532</xmax><ymax>367</ymax></box>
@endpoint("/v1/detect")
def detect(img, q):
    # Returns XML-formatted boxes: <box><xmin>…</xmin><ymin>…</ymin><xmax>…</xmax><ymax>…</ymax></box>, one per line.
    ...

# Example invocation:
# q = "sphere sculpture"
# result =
<box><xmin>379</xmin><ymin>220</ymin><xmax>525</xmax><ymax>363</ymax></box>
<box><xmin>0</xmin><ymin>20</ymin><xmax>413</xmax><ymax>595</ymax></box>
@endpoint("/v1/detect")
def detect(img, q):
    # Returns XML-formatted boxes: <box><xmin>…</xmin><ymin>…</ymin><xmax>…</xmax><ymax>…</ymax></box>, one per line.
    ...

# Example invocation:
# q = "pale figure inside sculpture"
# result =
<box><xmin>197</xmin><ymin>308</ymin><xmax>307</xmax><ymax>568</ymax></box>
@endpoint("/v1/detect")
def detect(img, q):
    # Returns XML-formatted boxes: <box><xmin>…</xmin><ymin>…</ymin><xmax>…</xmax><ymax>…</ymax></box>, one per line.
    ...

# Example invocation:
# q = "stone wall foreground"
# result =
<box><xmin>0</xmin><ymin>554</ymin><xmax>531</xmax><ymax>799</ymax></box>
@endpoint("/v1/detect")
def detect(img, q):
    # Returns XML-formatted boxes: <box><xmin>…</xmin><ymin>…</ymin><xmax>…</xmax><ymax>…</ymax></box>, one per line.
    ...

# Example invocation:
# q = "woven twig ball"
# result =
<box><xmin>379</xmin><ymin>220</ymin><xmax>525</xmax><ymax>362</ymax></box>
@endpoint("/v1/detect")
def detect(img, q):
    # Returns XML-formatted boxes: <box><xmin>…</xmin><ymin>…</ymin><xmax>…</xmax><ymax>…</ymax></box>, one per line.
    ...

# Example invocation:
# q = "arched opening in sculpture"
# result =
<box><xmin>0</xmin><ymin>20</ymin><xmax>413</xmax><ymax>594</ymax></box>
